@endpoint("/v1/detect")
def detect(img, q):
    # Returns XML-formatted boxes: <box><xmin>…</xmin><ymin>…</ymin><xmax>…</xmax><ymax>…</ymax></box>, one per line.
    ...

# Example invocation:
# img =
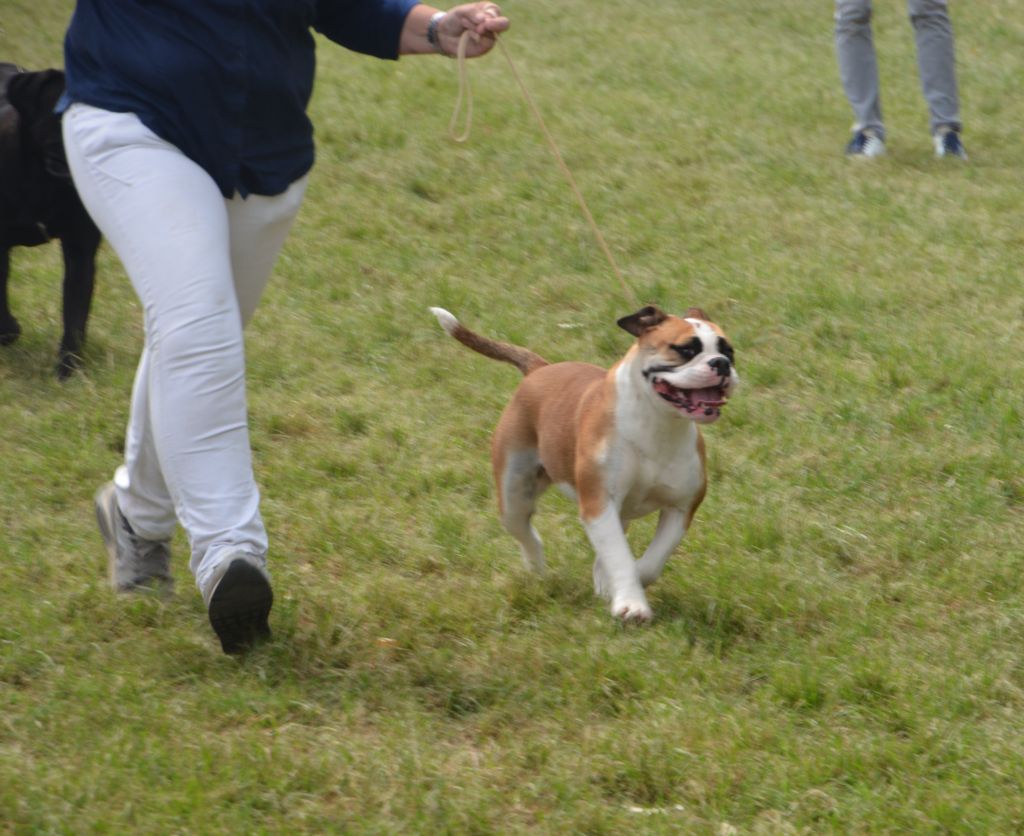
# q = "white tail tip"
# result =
<box><xmin>429</xmin><ymin>306</ymin><xmax>460</xmax><ymax>336</ymax></box>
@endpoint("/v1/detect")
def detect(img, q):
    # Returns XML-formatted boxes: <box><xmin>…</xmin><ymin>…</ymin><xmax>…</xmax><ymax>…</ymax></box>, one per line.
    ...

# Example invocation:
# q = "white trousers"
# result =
<box><xmin>62</xmin><ymin>104</ymin><xmax>307</xmax><ymax>592</ymax></box>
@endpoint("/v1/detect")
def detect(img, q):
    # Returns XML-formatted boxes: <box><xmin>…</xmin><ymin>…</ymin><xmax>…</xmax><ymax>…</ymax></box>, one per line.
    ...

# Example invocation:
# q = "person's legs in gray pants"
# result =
<box><xmin>835</xmin><ymin>0</ymin><xmax>885</xmax><ymax>139</ymax></box>
<box><xmin>835</xmin><ymin>0</ymin><xmax>963</xmax><ymax>150</ymax></box>
<box><xmin>908</xmin><ymin>0</ymin><xmax>961</xmax><ymax>134</ymax></box>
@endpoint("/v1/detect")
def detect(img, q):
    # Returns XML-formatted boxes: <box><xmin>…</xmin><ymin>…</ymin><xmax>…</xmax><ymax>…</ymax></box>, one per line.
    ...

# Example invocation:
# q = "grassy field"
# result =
<box><xmin>3</xmin><ymin>0</ymin><xmax>1024</xmax><ymax>831</ymax></box>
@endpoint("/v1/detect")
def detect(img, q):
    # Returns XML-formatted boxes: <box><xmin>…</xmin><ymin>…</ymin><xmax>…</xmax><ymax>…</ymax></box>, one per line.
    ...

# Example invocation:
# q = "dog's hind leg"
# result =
<box><xmin>496</xmin><ymin>448</ymin><xmax>549</xmax><ymax>573</ymax></box>
<box><xmin>0</xmin><ymin>248</ymin><xmax>21</xmax><ymax>346</ymax></box>
<box><xmin>636</xmin><ymin>508</ymin><xmax>686</xmax><ymax>587</ymax></box>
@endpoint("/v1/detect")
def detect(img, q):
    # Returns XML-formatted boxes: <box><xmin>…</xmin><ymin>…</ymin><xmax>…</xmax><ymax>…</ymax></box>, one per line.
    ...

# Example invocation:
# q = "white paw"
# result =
<box><xmin>611</xmin><ymin>596</ymin><xmax>653</xmax><ymax>624</ymax></box>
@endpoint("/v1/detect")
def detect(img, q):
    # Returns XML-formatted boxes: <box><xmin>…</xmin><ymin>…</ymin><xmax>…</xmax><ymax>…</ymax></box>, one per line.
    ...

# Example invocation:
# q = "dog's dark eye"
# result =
<box><xmin>718</xmin><ymin>338</ymin><xmax>735</xmax><ymax>363</ymax></box>
<box><xmin>672</xmin><ymin>337</ymin><xmax>702</xmax><ymax>361</ymax></box>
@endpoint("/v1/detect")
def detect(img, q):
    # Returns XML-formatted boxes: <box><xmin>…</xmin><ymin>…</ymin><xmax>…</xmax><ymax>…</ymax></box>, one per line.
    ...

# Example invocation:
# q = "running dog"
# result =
<box><xmin>430</xmin><ymin>304</ymin><xmax>739</xmax><ymax>622</ymax></box>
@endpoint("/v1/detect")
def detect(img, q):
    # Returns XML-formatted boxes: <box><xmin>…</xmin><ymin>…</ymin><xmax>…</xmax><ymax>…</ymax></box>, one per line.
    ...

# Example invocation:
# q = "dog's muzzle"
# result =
<box><xmin>651</xmin><ymin>378</ymin><xmax>729</xmax><ymax>422</ymax></box>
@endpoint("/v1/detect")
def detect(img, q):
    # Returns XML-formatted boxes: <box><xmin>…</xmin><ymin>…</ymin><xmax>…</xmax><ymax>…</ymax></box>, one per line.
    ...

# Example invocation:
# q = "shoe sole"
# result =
<box><xmin>208</xmin><ymin>559</ymin><xmax>273</xmax><ymax>655</ymax></box>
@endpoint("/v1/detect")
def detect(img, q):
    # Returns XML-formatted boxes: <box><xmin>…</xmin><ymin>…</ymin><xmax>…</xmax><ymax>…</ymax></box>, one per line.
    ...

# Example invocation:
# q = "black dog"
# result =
<box><xmin>0</xmin><ymin>63</ymin><xmax>101</xmax><ymax>378</ymax></box>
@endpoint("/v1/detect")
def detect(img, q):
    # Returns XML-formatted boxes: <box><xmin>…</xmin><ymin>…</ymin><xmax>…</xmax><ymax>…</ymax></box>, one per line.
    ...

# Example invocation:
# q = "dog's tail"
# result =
<box><xmin>430</xmin><ymin>307</ymin><xmax>548</xmax><ymax>376</ymax></box>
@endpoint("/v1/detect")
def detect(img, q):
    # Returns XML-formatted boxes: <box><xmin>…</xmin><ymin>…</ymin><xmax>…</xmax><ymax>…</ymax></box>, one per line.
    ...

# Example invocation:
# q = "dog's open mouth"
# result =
<box><xmin>652</xmin><ymin>379</ymin><xmax>728</xmax><ymax>421</ymax></box>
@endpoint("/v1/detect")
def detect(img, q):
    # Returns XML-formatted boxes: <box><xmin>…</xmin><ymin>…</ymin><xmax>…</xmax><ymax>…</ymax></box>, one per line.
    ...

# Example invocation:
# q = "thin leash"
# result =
<box><xmin>449</xmin><ymin>32</ymin><xmax>640</xmax><ymax>310</ymax></box>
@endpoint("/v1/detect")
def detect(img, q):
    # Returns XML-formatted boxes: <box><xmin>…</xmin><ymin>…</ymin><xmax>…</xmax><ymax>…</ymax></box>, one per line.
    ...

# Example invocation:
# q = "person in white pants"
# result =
<box><xmin>65</xmin><ymin>106</ymin><xmax>308</xmax><ymax>650</ymax></box>
<box><xmin>62</xmin><ymin>0</ymin><xmax>509</xmax><ymax>654</ymax></box>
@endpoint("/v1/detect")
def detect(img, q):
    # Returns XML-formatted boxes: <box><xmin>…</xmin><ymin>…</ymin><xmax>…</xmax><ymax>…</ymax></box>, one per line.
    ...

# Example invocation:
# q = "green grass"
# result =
<box><xmin>3</xmin><ymin>0</ymin><xmax>1024</xmax><ymax>831</ymax></box>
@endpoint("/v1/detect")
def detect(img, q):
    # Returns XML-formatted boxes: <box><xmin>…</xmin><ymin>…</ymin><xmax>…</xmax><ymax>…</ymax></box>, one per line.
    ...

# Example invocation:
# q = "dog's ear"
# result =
<box><xmin>685</xmin><ymin>307</ymin><xmax>709</xmax><ymax>321</ymax></box>
<box><xmin>617</xmin><ymin>305</ymin><xmax>667</xmax><ymax>337</ymax></box>
<box><xmin>6</xmin><ymin>69</ymin><xmax>65</xmax><ymax>120</ymax></box>
<box><xmin>6</xmin><ymin>69</ymin><xmax>70</xmax><ymax>179</ymax></box>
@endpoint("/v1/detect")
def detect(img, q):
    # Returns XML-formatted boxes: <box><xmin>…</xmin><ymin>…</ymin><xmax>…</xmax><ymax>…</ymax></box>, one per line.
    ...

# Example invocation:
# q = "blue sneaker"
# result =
<box><xmin>934</xmin><ymin>128</ymin><xmax>967</xmax><ymax>160</ymax></box>
<box><xmin>845</xmin><ymin>129</ymin><xmax>885</xmax><ymax>158</ymax></box>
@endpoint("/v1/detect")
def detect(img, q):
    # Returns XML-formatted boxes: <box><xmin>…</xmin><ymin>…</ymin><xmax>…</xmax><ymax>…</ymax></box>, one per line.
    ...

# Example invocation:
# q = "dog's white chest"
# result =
<box><xmin>614</xmin><ymin>439</ymin><xmax>704</xmax><ymax>519</ymax></box>
<box><xmin>603</xmin><ymin>367</ymin><xmax>705</xmax><ymax>519</ymax></box>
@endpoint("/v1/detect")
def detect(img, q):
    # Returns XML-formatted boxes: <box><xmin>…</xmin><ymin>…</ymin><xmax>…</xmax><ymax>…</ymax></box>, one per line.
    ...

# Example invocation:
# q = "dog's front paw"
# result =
<box><xmin>611</xmin><ymin>595</ymin><xmax>653</xmax><ymax>624</ymax></box>
<box><xmin>0</xmin><ymin>315</ymin><xmax>21</xmax><ymax>346</ymax></box>
<box><xmin>55</xmin><ymin>350</ymin><xmax>81</xmax><ymax>380</ymax></box>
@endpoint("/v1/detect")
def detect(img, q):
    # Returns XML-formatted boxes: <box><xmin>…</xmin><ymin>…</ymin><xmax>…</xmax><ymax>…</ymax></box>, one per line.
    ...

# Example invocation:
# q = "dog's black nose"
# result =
<box><xmin>708</xmin><ymin>356</ymin><xmax>731</xmax><ymax>377</ymax></box>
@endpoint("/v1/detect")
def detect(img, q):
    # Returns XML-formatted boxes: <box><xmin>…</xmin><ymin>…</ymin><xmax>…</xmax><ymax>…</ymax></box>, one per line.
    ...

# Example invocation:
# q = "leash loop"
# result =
<box><xmin>449</xmin><ymin>32</ymin><xmax>639</xmax><ymax>309</ymax></box>
<box><xmin>448</xmin><ymin>30</ymin><xmax>473</xmax><ymax>142</ymax></box>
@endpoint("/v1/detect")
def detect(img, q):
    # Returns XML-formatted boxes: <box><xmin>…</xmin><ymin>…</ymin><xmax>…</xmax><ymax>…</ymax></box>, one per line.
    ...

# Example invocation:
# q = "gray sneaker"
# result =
<box><xmin>94</xmin><ymin>482</ymin><xmax>173</xmax><ymax>592</ymax></box>
<box><xmin>201</xmin><ymin>553</ymin><xmax>273</xmax><ymax>654</ymax></box>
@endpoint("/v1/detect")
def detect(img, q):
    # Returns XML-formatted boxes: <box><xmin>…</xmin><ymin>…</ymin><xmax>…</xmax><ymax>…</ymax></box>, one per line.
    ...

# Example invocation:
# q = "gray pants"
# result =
<box><xmin>835</xmin><ymin>0</ymin><xmax>961</xmax><ymax>139</ymax></box>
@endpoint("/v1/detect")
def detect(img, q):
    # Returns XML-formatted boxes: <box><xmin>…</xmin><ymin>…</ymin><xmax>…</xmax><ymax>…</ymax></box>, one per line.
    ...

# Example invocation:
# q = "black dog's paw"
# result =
<box><xmin>0</xmin><ymin>315</ymin><xmax>21</xmax><ymax>346</ymax></box>
<box><xmin>56</xmin><ymin>350</ymin><xmax>82</xmax><ymax>380</ymax></box>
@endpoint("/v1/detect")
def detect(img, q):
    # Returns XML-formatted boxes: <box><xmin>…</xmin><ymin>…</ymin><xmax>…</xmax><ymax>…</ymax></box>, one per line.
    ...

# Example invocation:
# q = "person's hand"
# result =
<box><xmin>437</xmin><ymin>3</ymin><xmax>509</xmax><ymax>57</ymax></box>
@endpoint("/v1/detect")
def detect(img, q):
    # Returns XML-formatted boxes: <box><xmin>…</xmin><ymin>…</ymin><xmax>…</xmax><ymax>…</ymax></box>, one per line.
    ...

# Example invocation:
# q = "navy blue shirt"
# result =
<box><xmin>62</xmin><ymin>0</ymin><xmax>419</xmax><ymax>197</ymax></box>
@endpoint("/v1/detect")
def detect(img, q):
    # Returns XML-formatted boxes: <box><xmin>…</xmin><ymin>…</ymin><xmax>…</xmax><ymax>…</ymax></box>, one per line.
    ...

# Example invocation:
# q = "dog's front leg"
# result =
<box><xmin>0</xmin><ymin>248</ymin><xmax>20</xmax><ymax>346</ymax></box>
<box><xmin>583</xmin><ymin>504</ymin><xmax>652</xmax><ymax>623</ymax></box>
<box><xmin>56</xmin><ymin>217</ymin><xmax>100</xmax><ymax>378</ymax></box>
<box><xmin>636</xmin><ymin>508</ymin><xmax>686</xmax><ymax>588</ymax></box>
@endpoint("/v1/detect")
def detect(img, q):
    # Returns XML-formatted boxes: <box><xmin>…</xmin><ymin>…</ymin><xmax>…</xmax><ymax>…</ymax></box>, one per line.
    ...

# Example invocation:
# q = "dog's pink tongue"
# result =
<box><xmin>691</xmin><ymin>387</ymin><xmax>726</xmax><ymax>406</ymax></box>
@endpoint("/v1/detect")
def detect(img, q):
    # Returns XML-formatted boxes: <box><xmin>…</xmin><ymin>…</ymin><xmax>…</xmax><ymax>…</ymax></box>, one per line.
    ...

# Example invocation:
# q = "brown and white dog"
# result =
<box><xmin>430</xmin><ymin>304</ymin><xmax>739</xmax><ymax>622</ymax></box>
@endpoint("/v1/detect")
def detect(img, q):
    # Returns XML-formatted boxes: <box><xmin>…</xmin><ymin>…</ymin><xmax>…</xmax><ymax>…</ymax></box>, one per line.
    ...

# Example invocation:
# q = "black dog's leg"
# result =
<box><xmin>0</xmin><ymin>247</ymin><xmax>21</xmax><ymax>345</ymax></box>
<box><xmin>57</xmin><ymin>218</ymin><xmax>101</xmax><ymax>379</ymax></box>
